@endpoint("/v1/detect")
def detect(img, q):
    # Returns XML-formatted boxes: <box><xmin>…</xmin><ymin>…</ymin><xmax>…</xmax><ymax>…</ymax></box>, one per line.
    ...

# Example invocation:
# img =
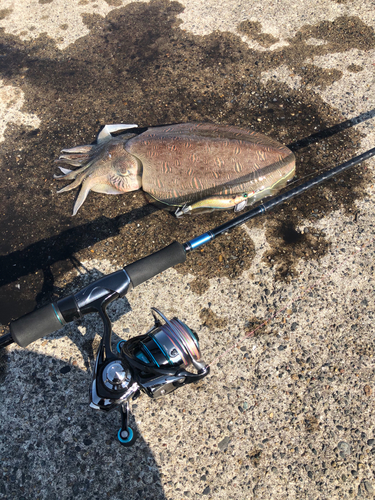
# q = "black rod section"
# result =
<box><xmin>0</xmin><ymin>332</ymin><xmax>13</xmax><ymax>349</ymax></box>
<box><xmin>288</xmin><ymin>109</ymin><xmax>375</xmax><ymax>152</ymax></box>
<box><xmin>184</xmin><ymin>147</ymin><xmax>375</xmax><ymax>251</ymax></box>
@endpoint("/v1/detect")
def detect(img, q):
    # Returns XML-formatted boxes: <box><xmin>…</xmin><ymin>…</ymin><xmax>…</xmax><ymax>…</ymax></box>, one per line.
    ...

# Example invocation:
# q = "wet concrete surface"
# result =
<box><xmin>0</xmin><ymin>1</ymin><xmax>374</xmax><ymax>499</ymax></box>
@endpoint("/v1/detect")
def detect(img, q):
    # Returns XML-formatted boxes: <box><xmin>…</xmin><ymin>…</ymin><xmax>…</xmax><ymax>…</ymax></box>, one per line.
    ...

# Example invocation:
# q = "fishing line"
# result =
<box><xmin>207</xmin><ymin>232</ymin><xmax>375</xmax><ymax>368</ymax></box>
<box><xmin>282</xmin><ymin>157</ymin><xmax>368</xmax><ymax>190</ymax></box>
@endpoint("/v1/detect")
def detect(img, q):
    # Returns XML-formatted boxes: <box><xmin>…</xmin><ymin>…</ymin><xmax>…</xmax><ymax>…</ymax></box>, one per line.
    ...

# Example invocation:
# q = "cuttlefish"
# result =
<box><xmin>55</xmin><ymin>122</ymin><xmax>295</xmax><ymax>216</ymax></box>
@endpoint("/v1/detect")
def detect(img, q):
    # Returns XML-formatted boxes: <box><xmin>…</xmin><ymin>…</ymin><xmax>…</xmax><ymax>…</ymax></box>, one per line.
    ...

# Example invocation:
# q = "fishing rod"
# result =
<box><xmin>1</xmin><ymin>146</ymin><xmax>374</xmax><ymax>445</ymax></box>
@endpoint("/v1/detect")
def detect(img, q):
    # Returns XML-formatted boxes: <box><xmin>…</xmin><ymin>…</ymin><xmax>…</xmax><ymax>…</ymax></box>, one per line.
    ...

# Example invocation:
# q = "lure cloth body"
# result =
<box><xmin>55</xmin><ymin>122</ymin><xmax>295</xmax><ymax>216</ymax></box>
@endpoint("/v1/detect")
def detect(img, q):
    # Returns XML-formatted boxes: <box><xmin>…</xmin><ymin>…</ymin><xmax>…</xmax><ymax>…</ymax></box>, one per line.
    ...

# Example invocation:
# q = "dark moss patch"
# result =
<box><xmin>352</xmin><ymin>340</ymin><xmax>374</xmax><ymax>358</ymax></box>
<box><xmin>347</xmin><ymin>63</ymin><xmax>364</xmax><ymax>73</ymax></box>
<box><xmin>248</xmin><ymin>448</ymin><xmax>263</xmax><ymax>466</ymax></box>
<box><xmin>0</xmin><ymin>1</ymin><xmax>373</xmax><ymax>321</ymax></box>
<box><xmin>245</xmin><ymin>317</ymin><xmax>269</xmax><ymax>338</ymax></box>
<box><xmin>105</xmin><ymin>0</ymin><xmax>123</xmax><ymax>5</ymax></box>
<box><xmin>237</xmin><ymin>20</ymin><xmax>279</xmax><ymax>47</ymax></box>
<box><xmin>0</xmin><ymin>8</ymin><xmax>12</xmax><ymax>20</ymax></box>
<box><xmin>38</xmin><ymin>0</ymin><xmax>53</xmax><ymax>4</ymax></box>
<box><xmin>305</xmin><ymin>415</ymin><xmax>320</xmax><ymax>433</ymax></box>
<box><xmin>299</xmin><ymin>64</ymin><xmax>343</xmax><ymax>89</ymax></box>
<box><xmin>295</xmin><ymin>15</ymin><xmax>375</xmax><ymax>52</ymax></box>
<box><xmin>263</xmin><ymin>220</ymin><xmax>330</xmax><ymax>281</ymax></box>
<box><xmin>177</xmin><ymin>231</ymin><xmax>256</xmax><ymax>294</ymax></box>
<box><xmin>199</xmin><ymin>308</ymin><xmax>228</xmax><ymax>330</ymax></box>
<box><xmin>189</xmin><ymin>277</ymin><xmax>210</xmax><ymax>295</ymax></box>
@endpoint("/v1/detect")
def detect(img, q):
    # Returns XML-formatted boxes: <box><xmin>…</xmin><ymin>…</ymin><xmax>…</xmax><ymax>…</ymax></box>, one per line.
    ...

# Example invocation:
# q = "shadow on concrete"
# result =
<box><xmin>0</xmin><ymin>344</ymin><xmax>167</xmax><ymax>500</ymax></box>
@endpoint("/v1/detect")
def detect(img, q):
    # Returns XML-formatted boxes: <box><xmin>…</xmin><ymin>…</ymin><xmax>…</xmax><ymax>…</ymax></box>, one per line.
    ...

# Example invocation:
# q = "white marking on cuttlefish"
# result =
<box><xmin>54</xmin><ymin>166</ymin><xmax>73</xmax><ymax>178</ymax></box>
<box><xmin>97</xmin><ymin>123</ymin><xmax>138</xmax><ymax>143</ymax></box>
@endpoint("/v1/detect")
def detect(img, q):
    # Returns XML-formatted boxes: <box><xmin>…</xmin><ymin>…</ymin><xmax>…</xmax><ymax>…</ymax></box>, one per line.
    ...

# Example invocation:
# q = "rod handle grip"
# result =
<box><xmin>125</xmin><ymin>241</ymin><xmax>186</xmax><ymax>288</ymax></box>
<box><xmin>10</xmin><ymin>304</ymin><xmax>65</xmax><ymax>348</ymax></box>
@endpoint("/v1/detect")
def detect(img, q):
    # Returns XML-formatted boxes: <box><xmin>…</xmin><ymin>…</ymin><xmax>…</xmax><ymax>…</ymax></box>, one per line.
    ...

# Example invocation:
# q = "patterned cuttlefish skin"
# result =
<box><xmin>55</xmin><ymin>122</ymin><xmax>295</xmax><ymax>216</ymax></box>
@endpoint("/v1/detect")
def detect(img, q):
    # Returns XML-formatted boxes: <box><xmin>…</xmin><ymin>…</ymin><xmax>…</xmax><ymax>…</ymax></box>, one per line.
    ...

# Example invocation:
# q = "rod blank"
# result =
<box><xmin>184</xmin><ymin>147</ymin><xmax>375</xmax><ymax>251</ymax></box>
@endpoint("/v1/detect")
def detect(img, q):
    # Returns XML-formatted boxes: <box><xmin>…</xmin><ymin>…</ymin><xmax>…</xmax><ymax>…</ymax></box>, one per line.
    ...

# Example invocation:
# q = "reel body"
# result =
<box><xmin>90</xmin><ymin>307</ymin><xmax>209</xmax><ymax>446</ymax></box>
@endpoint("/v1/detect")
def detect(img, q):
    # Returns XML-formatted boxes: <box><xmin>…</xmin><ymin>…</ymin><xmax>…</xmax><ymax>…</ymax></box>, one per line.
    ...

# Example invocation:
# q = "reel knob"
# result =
<box><xmin>102</xmin><ymin>361</ymin><xmax>131</xmax><ymax>391</ymax></box>
<box><xmin>107</xmin><ymin>362</ymin><xmax>127</xmax><ymax>384</ymax></box>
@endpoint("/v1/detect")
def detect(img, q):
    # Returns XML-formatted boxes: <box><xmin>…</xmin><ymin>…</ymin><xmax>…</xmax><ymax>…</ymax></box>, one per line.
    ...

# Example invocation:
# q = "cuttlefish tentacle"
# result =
<box><xmin>57</xmin><ymin>155</ymin><xmax>92</xmax><ymax>164</ymax></box>
<box><xmin>70</xmin><ymin>175</ymin><xmax>125</xmax><ymax>216</ymax></box>
<box><xmin>55</xmin><ymin>134</ymin><xmax>142</xmax><ymax>215</ymax></box>
<box><xmin>54</xmin><ymin>161</ymin><xmax>95</xmax><ymax>180</ymax></box>
<box><xmin>56</xmin><ymin>160</ymin><xmax>132</xmax><ymax>215</ymax></box>
<box><xmin>61</xmin><ymin>144</ymin><xmax>96</xmax><ymax>154</ymax></box>
<box><xmin>54</xmin><ymin>144</ymin><xmax>102</xmax><ymax>184</ymax></box>
<box><xmin>54</xmin><ymin>139</ymin><xmax>119</xmax><ymax>182</ymax></box>
<box><xmin>56</xmin><ymin>159</ymin><xmax>87</xmax><ymax>167</ymax></box>
<box><xmin>56</xmin><ymin>169</ymin><xmax>92</xmax><ymax>193</ymax></box>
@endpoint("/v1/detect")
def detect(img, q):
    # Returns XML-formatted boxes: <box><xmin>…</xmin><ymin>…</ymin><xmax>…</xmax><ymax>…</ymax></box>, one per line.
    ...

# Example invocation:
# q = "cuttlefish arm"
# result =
<box><xmin>54</xmin><ymin>123</ymin><xmax>138</xmax><ymax>171</ymax></box>
<box><xmin>54</xmin><ymin>124</ymin><xmax>141</xmax><ymax>215</ymax></box>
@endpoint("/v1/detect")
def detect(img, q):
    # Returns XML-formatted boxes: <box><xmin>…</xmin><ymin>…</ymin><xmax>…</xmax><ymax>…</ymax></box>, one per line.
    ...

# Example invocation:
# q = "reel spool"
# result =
<box><xmin>90</xmin><ymin>307</ymin><xmax>209</xmax><ymax>446</ymax></box>
<box><xmin>120</xmin><ymin>308</ymin><xmax>203</xmax><ymax>370</ymax></box>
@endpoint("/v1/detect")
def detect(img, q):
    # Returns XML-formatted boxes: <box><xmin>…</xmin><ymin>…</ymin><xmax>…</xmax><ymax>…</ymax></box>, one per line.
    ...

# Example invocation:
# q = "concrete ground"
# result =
<box><xmin>0</xmin><ymin>1</ymin><xmax>374</xmax><ymax>499</ymax></box>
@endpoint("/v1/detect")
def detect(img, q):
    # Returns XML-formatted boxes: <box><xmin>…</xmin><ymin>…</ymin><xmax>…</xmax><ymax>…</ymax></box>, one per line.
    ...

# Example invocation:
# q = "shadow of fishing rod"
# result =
<box><xmin>0</xmin><ymin>204</ymin><xmax>160</xmax><ymax>290</ymax></box>
<box><xmin>0</xmin><ymin>204</ymin><xmax>162</xmax><ymax>323</ymax></box>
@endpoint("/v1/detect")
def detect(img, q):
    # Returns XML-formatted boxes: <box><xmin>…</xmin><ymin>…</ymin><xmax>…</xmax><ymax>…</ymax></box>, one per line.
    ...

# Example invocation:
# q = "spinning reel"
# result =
<box><xmin>91</xmin><ymin>299</ymin><xmax>209</xmax><ymax>446</ymax></box>
<box><xmin>6</xmin><ymin>266</ymin><xmax>209</xmax><ymax>446</ymax></box>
